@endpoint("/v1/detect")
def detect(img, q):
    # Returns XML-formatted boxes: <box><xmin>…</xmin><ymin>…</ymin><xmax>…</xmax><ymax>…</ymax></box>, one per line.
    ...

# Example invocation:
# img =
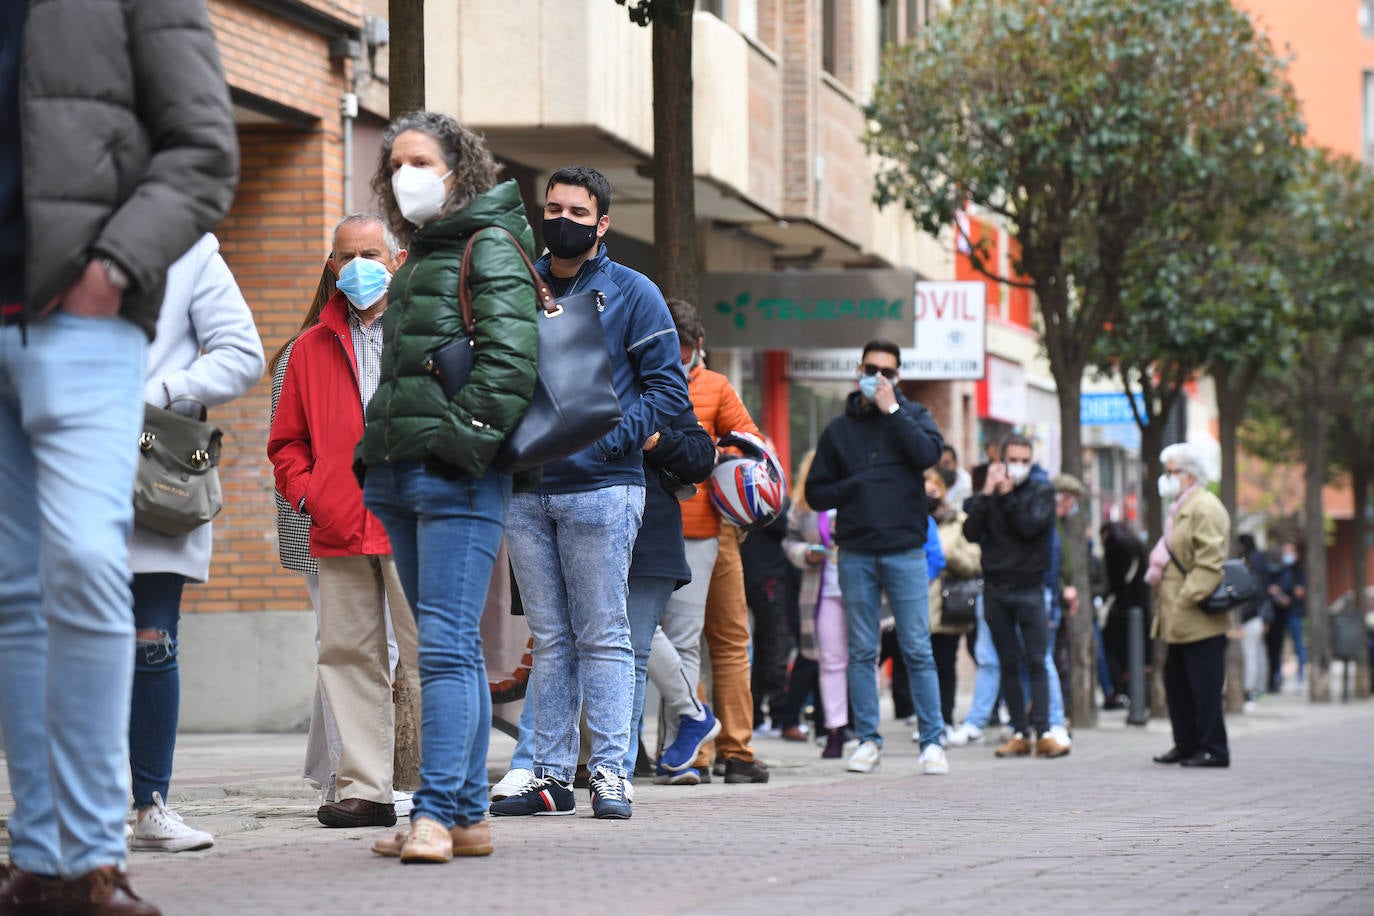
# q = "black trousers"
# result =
<box><xmin>1264</xmin><ymin>608</ymin><xmax>1291</xmax><ymax>692</ymax></box>
<box><xmin>879</xmin><ymin>628</ymin><xmax>914</xmax><ymax>720</ymax></box>
<box><xmin>1164</xmin><ymin>634</ymin><xmax>1229</xmax><ymax>760</ymax></box>
<box><xmin>930</xmin><ymin>632</ymin><xmax>961</xmax><ymax>727</ymax></box>
<box><xmin>983</xmin><ymin>583</ymin><xmax>1050</xmax><ymax>736</ymax></box>
<box><xmin>748</xmin><ymin>574</ymin><xmax>795</xmax><ymax>726</ymax></box>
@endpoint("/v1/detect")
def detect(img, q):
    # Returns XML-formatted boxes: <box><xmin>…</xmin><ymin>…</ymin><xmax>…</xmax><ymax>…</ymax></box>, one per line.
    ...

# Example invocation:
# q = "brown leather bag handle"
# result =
<box><xmin>457</xmin><ymin>226</ymin><xmax>559</xmax><ymax>335</ymax></box>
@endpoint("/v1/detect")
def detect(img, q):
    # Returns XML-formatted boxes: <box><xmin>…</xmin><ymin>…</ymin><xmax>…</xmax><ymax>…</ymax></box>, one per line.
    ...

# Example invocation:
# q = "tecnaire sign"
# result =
<box><xmin>700</xmin><ymin>270</ymin><xmax>917</xmax><ymax>349</ymax></box>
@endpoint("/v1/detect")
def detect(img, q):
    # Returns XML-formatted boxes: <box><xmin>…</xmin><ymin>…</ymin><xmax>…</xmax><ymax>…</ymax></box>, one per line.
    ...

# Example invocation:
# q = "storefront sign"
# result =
<box><xmin>1080</xmin><ymin>392</ymin><xmax>1147</xmax><ymax>426</ymax></box>
<box><xmin>907</xmin><ymin>281</ymin><xmax>986</xmax><ymax>380</ymax></box>
<box><xmin>700</xmin><ymin>270</ymin><xmax>917</xmax><ymax>349</ymax></box>
<box><xmin>985</xmin><ymin>355</ymin><xmax>1027</xmax><ymax>424</ymax></box>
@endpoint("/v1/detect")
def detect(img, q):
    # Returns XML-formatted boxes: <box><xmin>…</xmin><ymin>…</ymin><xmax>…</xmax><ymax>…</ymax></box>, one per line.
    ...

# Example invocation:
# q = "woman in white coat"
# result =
<box><xmin>127</xmin><ymin>234</ymin><xmax>264</xmax><ymax>851</ymax></box>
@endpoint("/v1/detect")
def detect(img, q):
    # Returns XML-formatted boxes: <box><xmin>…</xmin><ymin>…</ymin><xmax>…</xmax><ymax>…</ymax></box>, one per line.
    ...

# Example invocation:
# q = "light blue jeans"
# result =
<box><xmin>507</xmin><ymin>575</ymin><xmax>674</xmax><ymax>778</ymax></box>
<box><xmin>363</xmin><ymin>460</ymin><xmax>508</xmax><ymax>828</ymax></box>
<box><xmin>506</xmin><ymin>486</ymin><xmax>644</xmax><ymax>782</ymax></box>
<box><xmin>837</xmin><ymin>547</ymin><xmax>944</xmax><ymax>749</ymax></box>
<box><xmin>964</xmin><ymin>594</ymin><xmax>1001</xmax><ymax>730</ymax></box>
<box><xmin>0</xmin><ymin>313</ymin><xmax>146</xmax><ymax>876</ymax></box>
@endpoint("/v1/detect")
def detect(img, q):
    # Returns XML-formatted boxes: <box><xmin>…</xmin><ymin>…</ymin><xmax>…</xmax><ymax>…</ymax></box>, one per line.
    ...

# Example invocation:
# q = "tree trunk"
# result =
<box><xmin>1352</xmin><ymin>463</ymin><xmax>1371</xmax><ymax>698</ymax></box>
<box><xmin>1053</xmin><ymin>365</ymin><xmax>1097</xmax><ymax>728</ymax></box>
<box><xmin>389</xmin><ymin>0</ymin><xmax>426</xmax><ymax>115</ymax></box>
<box><xmin>392</xmin><ymin>660</ymin><xmax>421</xmax><ymax>791</ymax></box>
<box><xmin>1303</xmin><ymin>397</ymin><xmax>1332</xmax><ymax>702</ymax></box>
<box><xmin>651</xmin><ymin>8</ymin><xmax>698</xmax><ymax>303</ymax></box>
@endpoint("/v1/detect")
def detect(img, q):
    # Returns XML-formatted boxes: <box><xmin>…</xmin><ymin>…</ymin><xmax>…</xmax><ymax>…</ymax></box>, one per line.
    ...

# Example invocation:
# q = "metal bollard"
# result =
<box><xmin>1127</xmin><ymin>605</ymin><xmax>1149</xmax><ymax>725</ymax></box>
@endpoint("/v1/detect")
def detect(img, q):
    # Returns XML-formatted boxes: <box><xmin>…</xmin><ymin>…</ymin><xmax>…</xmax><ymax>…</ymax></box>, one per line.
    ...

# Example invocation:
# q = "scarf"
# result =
<box><xmin>1145</xmin><ymin>482</ymin><xmax>1199</xmax><ymax>586</ymax></box>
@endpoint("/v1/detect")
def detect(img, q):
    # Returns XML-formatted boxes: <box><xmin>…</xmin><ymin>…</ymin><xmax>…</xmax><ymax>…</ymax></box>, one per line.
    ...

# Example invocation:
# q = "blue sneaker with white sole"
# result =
<box><xmin>659</xmin><ymin>704</ymin><xmax>722</xmax><ymax>772</ymax></box>
<box><xmin>489</xmin><ymin>775</ymin><xmax>576</xmax><ymax>817</ymax></box>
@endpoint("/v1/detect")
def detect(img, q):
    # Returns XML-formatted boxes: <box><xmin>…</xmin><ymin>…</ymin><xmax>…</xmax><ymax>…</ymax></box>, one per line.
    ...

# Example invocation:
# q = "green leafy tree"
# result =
<box><xmin>616</xmin><ymin>0</ymin><xmax>698</xmax><ymax>302</ymax></box>
<box><xmin>1250</xmin><ymin>150</ymin><xmax>1374</xmax><ymax>702</ymax></box>
<box><xmin>1330</xmin><ymin>336</ymin><xmax>1374</xmax><ymax>697</ymax></box>
<box><xmin>865</xmin><ymin>0</ymin><xmax>1301</xmax><ymax>725</ymax></box>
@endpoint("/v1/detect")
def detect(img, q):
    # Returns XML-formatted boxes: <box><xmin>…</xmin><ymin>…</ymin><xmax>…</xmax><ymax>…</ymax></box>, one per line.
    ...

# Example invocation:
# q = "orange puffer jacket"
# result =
<box><xmin>681</xmin><ymin>365</ymin><xmax>761</xmax><ymax>539</ymax></box>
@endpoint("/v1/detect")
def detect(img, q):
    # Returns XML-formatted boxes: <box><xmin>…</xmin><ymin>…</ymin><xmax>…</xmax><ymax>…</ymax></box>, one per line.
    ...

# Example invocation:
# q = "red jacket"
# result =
<box><xmin>268</xmin><ymin>294</ymin><xmax>392</xmax><ymax>558</ymax></box>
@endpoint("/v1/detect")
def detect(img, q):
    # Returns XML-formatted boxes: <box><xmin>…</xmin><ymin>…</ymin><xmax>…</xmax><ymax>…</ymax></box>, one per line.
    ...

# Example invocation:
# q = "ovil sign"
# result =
<box><xmin>699</xmin><ymin>270</ymin><xmax>917</xmax><ymax>349</ymax></box>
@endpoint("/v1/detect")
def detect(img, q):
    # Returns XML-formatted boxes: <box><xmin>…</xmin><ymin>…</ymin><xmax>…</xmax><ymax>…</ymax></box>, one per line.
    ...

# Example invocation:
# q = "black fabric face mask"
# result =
<box><xmin>927</xmin><ymin>494</ymin><xmax>944</xmax><ymax>516</ymax></box>
<box><xmin>542</xmin><ymin>216</ymin><xmax>598</xmax><ymax>259</ymax></box>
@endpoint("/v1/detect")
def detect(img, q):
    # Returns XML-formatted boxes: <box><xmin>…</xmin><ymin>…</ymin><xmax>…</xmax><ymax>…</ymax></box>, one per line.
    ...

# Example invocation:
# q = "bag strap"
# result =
<box><xmin>1165</xmin><ymin>544</ymin><xmax>1189</xmax><ymax>577</ymax></box>
<box><xmin>457</xmin><ymin>226</ymin><xmax>560</xmax><ymax>335</ymax></box>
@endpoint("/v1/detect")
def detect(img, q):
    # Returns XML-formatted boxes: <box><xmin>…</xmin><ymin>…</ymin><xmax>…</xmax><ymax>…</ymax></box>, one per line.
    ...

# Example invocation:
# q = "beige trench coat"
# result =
<box><xmin>1154</xmin><ymin>487</ymin><xmax>1231</xmax><ymax>645</ymax></box>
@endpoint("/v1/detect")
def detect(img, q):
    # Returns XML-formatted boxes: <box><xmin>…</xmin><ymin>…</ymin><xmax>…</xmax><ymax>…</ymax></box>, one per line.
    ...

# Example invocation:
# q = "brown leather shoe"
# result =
<box><xmin>317</xmin><ymin>797</ymin><xmax>397</xmax><ymax>828</ymax></box>
<box><xmin>451</xmin><ymin>820</ymin><xmax>493</xmax><ymax>857</ymax></box>
<box><xmin>57</xmin><ymin>866</ymin><xmax>160</xmax><ymax>916</ymax></box>
<box><xmin>1</xmin><ymin>863</ymin><xmax>65</xmax><ymax>913</ymax></box>
<box><xmin>400</xmin><ymin>817</ymin><xmax>453</xmax><ymax>864</ymax></box>
<box><xmin>1035</xmin><ymin>735</ymin><xmax>1071</xmax><ymax>758</ymax></box>
<box><xmin>994</xmin><ymin>733</ymin><xmax>1032</xmax><ymax>757</ymax></box>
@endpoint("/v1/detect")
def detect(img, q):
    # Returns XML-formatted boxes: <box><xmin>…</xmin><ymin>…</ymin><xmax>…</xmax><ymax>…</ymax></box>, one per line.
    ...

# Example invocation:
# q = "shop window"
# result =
<box><xmin>1365</xmin><ymin>71</ymin><xmax>1374</xmax><ymax>164</ymax></box>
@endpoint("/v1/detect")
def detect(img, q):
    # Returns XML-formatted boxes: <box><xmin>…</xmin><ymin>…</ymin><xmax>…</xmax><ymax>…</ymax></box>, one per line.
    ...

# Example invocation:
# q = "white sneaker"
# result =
<box><xmin>920</xmin><ymin>743</ymin><xmax>950</xmax><ymax>775</ymax></box>
<box><xmin>392</xmin><ymin>790</ymin><xmax>414</xmax><ymax>817</ymax></box>
<box><xmin>129</xmin><ymin>792</ymin><xmax>213</xmax><ymax>852</ymax></box>
<box><xmin>490</xmin><ymin>767</ymin><xmax>535</xmax><ymax>801</ymax></box>
<box><xmin>945</xmin><ymin>723</ymin><xmax>985</xmax><ymax>747</ymax></box>
<box><xmin>624</xmin><ymin>780</ymin><xmax>636</xmax><ymax>803</ymax></box>
<box><xmin>846</xmin><ymin>740</ymin><xmax>881</xmax><ymax>773</ymax></box>
<box><xmin>1047</xmin><ymin>725</ymin><xmax>1072</xmax><ymax>748</ymax></box>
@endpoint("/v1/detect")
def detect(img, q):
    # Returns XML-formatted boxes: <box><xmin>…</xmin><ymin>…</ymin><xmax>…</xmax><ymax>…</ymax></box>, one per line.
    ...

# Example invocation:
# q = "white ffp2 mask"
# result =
<box><xmin>391</xmin><ymin>164</ymin><xmax>452</xmax><ymax>226</ymax></box>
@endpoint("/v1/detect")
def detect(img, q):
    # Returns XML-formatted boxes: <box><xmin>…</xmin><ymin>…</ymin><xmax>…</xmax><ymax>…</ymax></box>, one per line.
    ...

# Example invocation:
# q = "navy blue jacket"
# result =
<box><xmin>633</xmin><ymin>408</ymin><xmax>715</xmax><ymax>587</ymax></box>
<box><xmin>532</xmin><ymin>245</ymin><xmax>691</xmax><ymax>493</ymax></box>
<box><xmin>804</xmin><ymin>390</ymin><xmax>945</xmax><ymax>552</ymax></box>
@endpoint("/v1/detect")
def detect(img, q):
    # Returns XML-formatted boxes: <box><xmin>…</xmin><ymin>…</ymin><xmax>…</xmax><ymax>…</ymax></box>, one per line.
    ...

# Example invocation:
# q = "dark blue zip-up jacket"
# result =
<box><xmin>532</xmin><ymin>245</ymin><xmax>691</xmax><ymax>493</ymax></box>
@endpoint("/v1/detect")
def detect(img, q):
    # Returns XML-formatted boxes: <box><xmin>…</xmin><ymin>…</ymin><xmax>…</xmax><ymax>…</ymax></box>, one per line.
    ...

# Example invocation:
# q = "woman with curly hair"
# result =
<box><xmin>357</xmin><ymin>111</ymin><xmax>540</xmax><ymax>863</ymax></box>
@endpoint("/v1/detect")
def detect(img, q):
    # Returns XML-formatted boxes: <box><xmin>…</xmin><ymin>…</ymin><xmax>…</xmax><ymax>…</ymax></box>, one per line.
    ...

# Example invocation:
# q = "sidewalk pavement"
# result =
<box><xmin>4</xmin><ymin>689</ymin><xmax>1373</xmax><ymax>915</ymax></box>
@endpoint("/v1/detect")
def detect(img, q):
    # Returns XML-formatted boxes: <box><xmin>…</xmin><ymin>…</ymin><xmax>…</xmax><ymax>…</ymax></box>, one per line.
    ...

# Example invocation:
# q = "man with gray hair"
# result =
<box><xmin>269</xmin><ymin>213</ymin><xmax>420</xmax><ymax>828</ymax></box>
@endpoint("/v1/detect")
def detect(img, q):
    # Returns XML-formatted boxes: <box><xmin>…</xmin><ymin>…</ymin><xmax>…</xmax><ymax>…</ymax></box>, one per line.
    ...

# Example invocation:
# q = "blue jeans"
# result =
<box><xmin>363</xmin><ymin>460</ymin><xmax>509</xmax><ymax>828</ymax></box>
<box><xmin>506</xmin><ymin>486</ymin><xmax>644</xmax><ymax>782</ymax></box>
<box><xmin>837</xmin><ymin>547</ymin><xmax>944</xmax><ymax>749</ymax></box>
<box><xmin>626</xmin><ymin>575</ymin><xmax>677</xmax><ymax>775</ymax></box>
<box><xmin>1288</xmin><ymin>614</ymin><xmax>1306</xmax><ymax>679</ymax></box>
<box><xmin>130</xmin><ymin>573</ymin><xmax>186</xmax><ymax>809</ymax></box>
<box><xmin>509</xmin><ymin>575</ymin><xmax>674</xmax><ymax>778</ymax></box>
<box><xmin>964</xmin><ymin>594</ymin><xmax>1002</xmax><ymax>729</ymax></box>
<box><xmin>0</xmin><ymin>313</ymin><xmax>146</xmax><ymax>876</ymax></box>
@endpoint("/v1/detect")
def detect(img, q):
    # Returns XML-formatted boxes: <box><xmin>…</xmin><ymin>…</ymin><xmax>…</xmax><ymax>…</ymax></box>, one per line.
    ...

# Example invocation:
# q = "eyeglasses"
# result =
<box><xmin>862</xmin><ymin>364</ymin><xmax>899</xmax><ymax>380</ymax></box>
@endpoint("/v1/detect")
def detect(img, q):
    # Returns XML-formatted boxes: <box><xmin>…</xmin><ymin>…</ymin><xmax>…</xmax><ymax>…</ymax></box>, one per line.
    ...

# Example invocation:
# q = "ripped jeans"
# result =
<box><xmin>130</xmin><ymin>573</ymin><xmax>187</xmax><ymax>809</ymax></box>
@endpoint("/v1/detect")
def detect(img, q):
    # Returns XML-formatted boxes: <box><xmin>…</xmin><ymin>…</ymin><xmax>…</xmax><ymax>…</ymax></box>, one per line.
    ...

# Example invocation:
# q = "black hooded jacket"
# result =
<box><xmin>804</xmin><ymin>390</ymin><xmax>944</xmax><ymax>552</ymax></box>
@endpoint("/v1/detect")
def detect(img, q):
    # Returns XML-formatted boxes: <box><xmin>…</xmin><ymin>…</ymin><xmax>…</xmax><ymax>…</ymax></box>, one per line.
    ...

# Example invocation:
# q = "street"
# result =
<box><xmin>7</xmin><ymin>689</ymin><xmax>1369</xmax><ymax>915</ymax></box>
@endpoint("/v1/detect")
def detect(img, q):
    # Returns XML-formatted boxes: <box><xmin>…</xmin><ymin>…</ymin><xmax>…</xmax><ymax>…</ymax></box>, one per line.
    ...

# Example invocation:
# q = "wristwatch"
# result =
<box><xmin>99</xmin><ymin>256</ymin><xmax>129</xmax><ymax>290</ymax></box>
<box><xmin>886</xmin><ymin>402</ymin><xmax>900</xmax><ymax>415</ymax></box>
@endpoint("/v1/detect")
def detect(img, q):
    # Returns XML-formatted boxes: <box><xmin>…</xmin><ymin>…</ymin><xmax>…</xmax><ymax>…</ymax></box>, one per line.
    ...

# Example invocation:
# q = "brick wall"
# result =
<box><xmin>180</xmin><ymin>1</ymin><xmax>354</xmax><ymax>614</ymax></box>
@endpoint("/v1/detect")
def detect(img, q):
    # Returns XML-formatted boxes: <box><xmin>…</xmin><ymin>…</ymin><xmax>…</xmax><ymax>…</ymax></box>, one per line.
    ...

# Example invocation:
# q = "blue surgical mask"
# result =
<box><xmin>337</xmin><ymin>257</ymin><xmax>392</xmax><ymax>310</ymax></box>
<box><xmin>858</xmin><ymin>373</ymin><xmax>879</xmax><ymax>401</ymax></box>
<box><xmin>1281</xmin><ymin>552</ymin><xmax>1296</xmax><ymax>566</ymax></box>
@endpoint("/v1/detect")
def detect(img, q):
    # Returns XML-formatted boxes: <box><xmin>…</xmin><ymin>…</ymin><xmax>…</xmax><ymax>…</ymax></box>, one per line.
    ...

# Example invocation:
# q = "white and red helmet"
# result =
<box><xmin>709</xmin><ymin>430</ymin><xmax>788</xmax><ymax>530</ymax></box>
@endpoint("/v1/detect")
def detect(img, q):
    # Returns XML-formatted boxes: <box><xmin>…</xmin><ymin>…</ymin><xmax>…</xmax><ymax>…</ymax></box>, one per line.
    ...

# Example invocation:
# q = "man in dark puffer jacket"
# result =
<box><xmin>0</xmin><ymin>2</ymin><xmax>237</xmax><ymax>914</ymax></box>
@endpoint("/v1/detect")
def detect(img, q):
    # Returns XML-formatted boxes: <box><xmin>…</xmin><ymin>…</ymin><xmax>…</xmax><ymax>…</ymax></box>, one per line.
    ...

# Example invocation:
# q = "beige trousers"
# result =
<box><xmin>316</xmin><ymin>555</ymin><xmax>419</xmax><ymax>804</ymax></box>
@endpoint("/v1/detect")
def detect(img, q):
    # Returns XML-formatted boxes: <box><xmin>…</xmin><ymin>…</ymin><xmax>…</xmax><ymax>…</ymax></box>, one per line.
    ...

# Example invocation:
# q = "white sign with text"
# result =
<box><xmin>909</xmin><ymin>281</ymin><xmax>986</xmax><ymax>380</ymax></box>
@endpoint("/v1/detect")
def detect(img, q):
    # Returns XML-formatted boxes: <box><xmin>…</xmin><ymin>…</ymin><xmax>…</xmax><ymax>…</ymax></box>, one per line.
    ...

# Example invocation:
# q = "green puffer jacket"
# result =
<box><xmin>356</xmin><ymin>180</ymin><xmax>539</xmax><ymax>477</ymax></box>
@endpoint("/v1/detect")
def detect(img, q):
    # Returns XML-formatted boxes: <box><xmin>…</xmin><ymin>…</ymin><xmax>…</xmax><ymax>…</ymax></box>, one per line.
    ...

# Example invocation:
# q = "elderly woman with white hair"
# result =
<box><xmin>1144</xmin><ymin>442</ymin><xmax>1232</xmax><ymax>768</ymax></box>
